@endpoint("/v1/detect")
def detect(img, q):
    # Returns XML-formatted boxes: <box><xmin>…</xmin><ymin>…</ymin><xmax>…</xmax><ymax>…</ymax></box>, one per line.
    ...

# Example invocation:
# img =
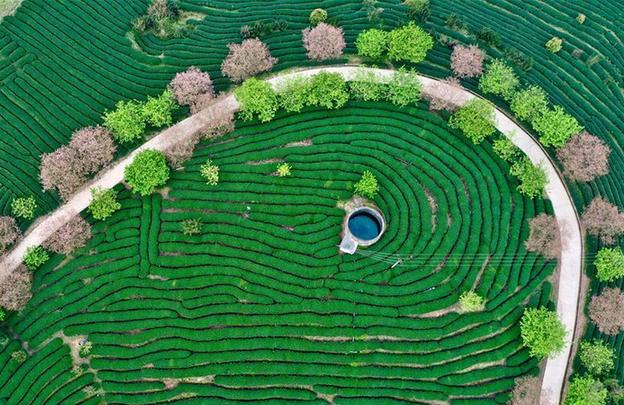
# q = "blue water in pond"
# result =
<box><xmin>348</xmin><ymin>212</ymin><xmax>381</xmax><ymax>241</ymax></box>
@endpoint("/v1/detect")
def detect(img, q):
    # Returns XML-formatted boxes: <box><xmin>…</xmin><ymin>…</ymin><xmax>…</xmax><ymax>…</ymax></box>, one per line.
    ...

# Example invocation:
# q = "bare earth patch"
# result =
<box><xmin>0</xmin><ymin>0</ymin><xmax>22</xmax><ymax>19</ymax></box>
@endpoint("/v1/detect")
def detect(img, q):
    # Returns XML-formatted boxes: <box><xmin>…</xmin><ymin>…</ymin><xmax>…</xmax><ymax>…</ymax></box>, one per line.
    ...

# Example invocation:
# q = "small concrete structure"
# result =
<box><xmin>339</xmin><ymin>200</ymin><xmax>385</xmax><ymax>254</ymax></box>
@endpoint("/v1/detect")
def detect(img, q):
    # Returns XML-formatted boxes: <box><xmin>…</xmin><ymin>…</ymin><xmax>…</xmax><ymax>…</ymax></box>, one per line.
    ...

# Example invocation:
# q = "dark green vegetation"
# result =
<box><xmin>0</xmin><ymin>103</ymin><xmax>554</xmax><ymax>403</ymax></box>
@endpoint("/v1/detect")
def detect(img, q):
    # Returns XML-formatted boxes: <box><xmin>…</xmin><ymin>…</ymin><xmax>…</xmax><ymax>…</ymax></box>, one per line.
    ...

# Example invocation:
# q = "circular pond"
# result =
<box><xmin>348</xmin><ymin>209</ymin><xmax>382</xmax><ymax>241</ymax></box>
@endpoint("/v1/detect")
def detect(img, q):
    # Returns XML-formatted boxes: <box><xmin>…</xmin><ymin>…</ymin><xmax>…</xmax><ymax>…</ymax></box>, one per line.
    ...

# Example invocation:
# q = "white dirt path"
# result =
<box><xmin>0</xmin><ymin>66</ymin><xmax>582</xmax><ymax>405</ymax></box>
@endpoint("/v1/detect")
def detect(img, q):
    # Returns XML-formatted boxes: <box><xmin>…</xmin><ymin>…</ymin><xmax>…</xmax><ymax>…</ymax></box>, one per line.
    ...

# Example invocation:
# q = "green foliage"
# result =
<box><xmin>142</xmin><ymin>90</ymin><xmax>178</xmax><ymax>127</ymax></box>
<box><xmin>354</xmin><ymin>170</ymin><xmax>379</xmax><ymax>199</ymax></box>
<box><xmin>385</xmin><ymin>68</ymin><xmax>422</xmax><ymax>107</ymax></box>
<box><xmin>565</xmin><ymin>375</ymin><xmax>607</xmax><ymax>405</ymax></box>
<box><xmin>594</xmin><ymin>247</ymin><xmax>624</xmax><ymax>282</ymax></box>
<box><xmin>309</xmin><ymin>8</ymin><xmax>327</xmax><ymax>25</ymax></box>
<box><xmin>387</xmin><ymin>22</ymin><xmax>433</xmax><ymax>64</ymax></box>
<box><xmin>11</xmin><ymin>196</ymin><xmax>36</xmax><ymax>220</ymax></box>
<box><xmin>103</xmin><ymin>100</ymin><xmax>146</xmax><ymax>143</ymax></box>
<box><xmin>355</xmin><ymin>28</ymin><xmax>388</xmax><ymax>59</ymax></box>
<box><xmin>200</xmin><ymin>159</ymin><xmax>220</xmax><ymax>186</ymax></box>
<box><xmin>181</xmin><ymin>218</ymin><xmax>202</xmax><ymax>236</ymax></box>
<box><xmin>307</xmin><ymin>72</ymin><xmax>349</xmax><ymax>110</ymax></box>
<box><xmin>79</xmin><ymin>340</ymin><xmax>92</xmax><ymax>357</ymax></box>
<box><xmin>0</xmin><ymin>308</ymin><xmax>5</xmax><ymax>322</ymax></box>
<box><xmin>403</xmin><ymin>0</ymin><xmax>430</xmax><ymax>22</ymax></box>
<box><xmin>545</xmin><ymin>37</ymin><xmax>563</xmax><ymax>53</ymax></box>
<box><xmin>89</xmin><ymin>188</ymin><xmax>121</xmax><ymax>221</ymax></box>
<box><xmin>23</xmin><ymin>245</ymin><xmax>49</xmax><ymax>271</ymax></box>
<box><xmin>277</xmin><ymin>76</ymin><xmax>311</xmax><ymax>113</ymax></box>
<box><xmin>532</xmin><ymin>106</ymin><xmax>583</xmax><ymax>147</ymax></box>
<box><xmin>492</xmin><ymin>136</ymin><xmax>520</xmax><ymax>162</ymax></box>
<box><xmin>11</xmin><ymin>350</ymin><xmax>27</xmax><ymax>363</ymax></box>
<box><xmin>510</xmin><ymin>157</ymin><xmax>547</xmax><ymax>198</ymax></box>
<box><xmin>124</xmin><ymin>150</ymin><xmax>170</xmax><ymax>196</ymax></box>
<box><xmin>458</xmin><ymin>291</ymin><xmax>485</xmax><ymax>312</ymax></box>
<box><xmin>510</xmin><ymin>86</ymin><xmax>549</xmax><ymax>123</ymax></box>
<box><xmin>235</xmin><ymin>78</ymin><xmax>279</xmax><ymax>122</ymax></box>
<box><xmin>579</xmin><ymin>340</ymin><xmax>614</xmax><ymax>376</ymax></box>
<box><xmin>478</xmin><ymin>59</ymin><xmax>519</xmax><ymax>101</ymax></box>
<box><xmin>276</xmin><ymin>163</ymin><xmax>292</xmax><ymax>177</ymax></box>
<box><xmin>448</xmin><ymin>99</ymin><xmax>496</xmax><ymax>144</ymax></box>
<box><xmin>520</xmin><ymin>307</ymin><xmax>566</xmax><ymax>359</ymax></box>
<box><xmin>348</xmin><ymin>71</ymin><xmax>386</xmax><ymax>101</ymax></box>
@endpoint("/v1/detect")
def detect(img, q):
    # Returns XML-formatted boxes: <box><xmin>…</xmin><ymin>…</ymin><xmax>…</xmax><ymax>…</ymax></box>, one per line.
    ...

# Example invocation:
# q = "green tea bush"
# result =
<box><xmin>235</xmin><ymin>78</ymin><xmax>279</xmax><ymax>122</ymax></box>
<box><xmin>277</xmin><ymin>76</ymin><xmax>311</xmax><ymax>113</ymax></box>
<box><xmin>309</xmin><ymin>8</ymin><xmax>327</xmax><ymax>25</ymax></box>
<box><xmin>142</xmin><ymin>90</ymin><xmax>178</xmax><ymax>127</ymax></box>
<box><xmin>510</xmin><ymin>86</ymin><xmax>549</xmax><ymax>123</ymax></box>
<box><xmin>89</xmin><ymin>188</ymin><xmax>121</xmax><ymax>221</ymax></box>
<box><xmin>23</xmin><ymin>246</ymin><xmax>49</xmax><ymax>270</ymax></box>
<box><xmin>200</xmin><ymin>159</ymin><xmax>219</xmax><ymax>186</ymax></box>
<box><xmin>11</xmin><ymin>196</ymin><xmax>37</xmax><ymax>220</ymax></box>
<box><xmin>448</xmin><ymin>99</ymin><xmax>496</xmax><ymax>144</ymax></box>
<box><xmin>545</xmin><ymin>37</ymin><xmax>563</xmax><ymax>53</ymax></box>
<box><xmin>579</xmin><ymin>340</ymin><xmax>614</xmax><ymax>376</ymax></box>
<box><xmin>520</xmin><ymin>307</ymin><xmax>566</xmax><ymax>359</ymax></box>
<box><xmin>478</xmin><ymin>59</ymin><xmax>519</xmax><ymax>101</ymax></box>
<box><xmin>103</xmin><ymin>100</ymin><xmax>146</xmax><ymax>143</ymax></box>
<box><xmin>459</xmin><ymin>291</ymin><xmax>485</xmax><ymax>312</ymax></box>
<box><xmin>181</xmin><ymin>218</ymin><xmax>202</xmax><ymax>235</ymax></box>
<box><xmin>387</xmin><ymin>22</ymin><xmax>433</xmax><ymax>63</ymax></box>
<box><xmin>354</xmin><ymin>170</ymin><xmax>379</xmax><ymax>199</ymax></box>
<box><xmin>355</xmin><ymin>28</ymin><xmax>388</xmax><ymax>59</ymax></box>
<box><xmin>594</xmin><ymin>247</ymin><xmax>624</xmax><ymax>282</ymax></box>
<box><xmin>349</xmin><ymin>71</ymin><xmax>386</xmax><ymax>101</ymax></box>
<box><xmin>492</xmin><ymin>136</ymin><xmax>520</xmax><ymax>162</ymax></box>
<box><xmin>385</xmin><ymin>68</ymin><xmax>422</xmax><ymax>107</ymax></box>
<box><xmin>510</xmin><ymin>157</ymin><xmax>547</xmax><ymax>198</ymax></box>
<box><xmin>532</xmin><ymin>106</ymin><xmax>583</xmax><ymax>147</ymax></box>
<box><xmin>307</xmin><ymin>72</ymin><xmax>349</xmax><ymax>109</ymax></box>
<box><xmin>276</xmin><ymin>163</ymin><xmax>292</xmax><ymax>177</ymax></box>
<box><xmin>565</xmin><ymin>375</ymin><xmax>607</xmax><ymax>405</ymax></box>
<box><xmin>11</xmin><ymin>350</ymin><xmax>27</xmax><ymax>363</ymax></box>
<box><xmin>124</xmin><ymin>150</ymin><xmax>170</xmax><ymax>196</ymax></box>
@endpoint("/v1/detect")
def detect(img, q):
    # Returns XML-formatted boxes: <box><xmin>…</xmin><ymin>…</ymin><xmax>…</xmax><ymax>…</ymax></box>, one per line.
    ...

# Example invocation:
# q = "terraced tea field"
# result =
<box><xmin>0</xmin><ymin>103</ymin><xmax>554</xmax><ymax>403</ymax></box>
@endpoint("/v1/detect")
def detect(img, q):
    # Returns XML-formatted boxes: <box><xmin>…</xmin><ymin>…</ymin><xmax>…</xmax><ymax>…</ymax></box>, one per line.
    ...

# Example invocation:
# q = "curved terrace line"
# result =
<box><xmin>0</xmin><ymin>66</ymin><xmax>582</xmax><ymax>405</ymax></box>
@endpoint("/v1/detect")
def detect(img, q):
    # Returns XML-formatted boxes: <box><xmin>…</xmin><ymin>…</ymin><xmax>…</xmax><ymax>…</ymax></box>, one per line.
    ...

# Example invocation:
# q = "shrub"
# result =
<box><xmin>582</xmin><ymin>197</ymin><xmax>624</xmax><ymax>245</ymax></box>
<box><xmin>424</xmin><ymin>77</ymin><xmax>463</xmax><ymax>112</ymax></box>
<box><xmin>0</xmin><ymin>216</ymin><xmax>21</xmax><ymax>254</ymax></box>
<box><xmin>557</xmin><ymin>132</ymin><xmax>611</xmax><ymax>182</ymax></box>
<box><xmin>40</xmin><ymin>146</ymin><xmax>85</xmax><ymax>201</ymax></box>
<box><xmin>277</xmin><ymin>76</ymin><xmax>311</xmax><ymax>113</ymax></box>
<box><xmin>510</xmin><ymin>158</ymin><xmax>547</xmax><ymax>198</ymax></box>
<box><xmin>11</xmin><ymin>350</ymin><xmax>27</xmax><ymax>363</ymax></box>
<box><xmin>200</xmin><ymin>160</ymin><xmax>219</xmax><ymax>186</ymax></box>
<box><xmin>458</xmin><ymin>291</ymin><xmax>484</xmax><ymax>312</ymax></box>
<box><xmin>23</xmin><ymin>246</ymin><xmax>49</xmax><ymax>271</ymax></box>
<box><xmin>509</xmin><ymin>376</ymin><xmax>540</xmax><ymax>405</ymax></box>
<box><xmin>450</xmin><ymin>45</ymin><xmax>485</xmax><ymax>78</ymax></box>
<box><xmin>579</xmin><ymin>340</ymin><xmax>614</xmax><ymax>376</ymax></box>
<box><xmin>532</xmin><ymin>106</ymin><xmax>583</xmax><ymax>147</ymax></box>
<box><xmin>565</xmin><ymin>375</ymin><xmax>607</xmax><ymax>405</ymax></box>
<box><xmin>221</xmin><ymin>38</ymin><xmax>277</xmax><ymax>83</ymax></box>
<box><xmin>361</xmin><ymin>0</ymin><xmax>384</xmax><ymax>22</ymax></box>
<box><xmin>235</xmin><ymin>78</ymin><xmax>279</xmax><ymax>122</ymax></box>
<box><xmin>89</xmin><ymin>188</ymin><xmax>121</xmax><ymax>221</ymax></box>
<box><xmin>354</xmin><ymin>170</ymin><xmax>379</xmax><ymax>199</ymax></box>
<box><xmin>43</xmin><ymin>216</ymin><xmax>91</xmax><ymax>255</ymax></box>
<box><xmin>306</xmin><ymin>72</ymin><xmax>349</xmax><ymax>110</ymax></box>
<box><xmin>11</xmin><ymin>196</ymin><xmax>37</xmax><ymax>220</ymax></box>
<box><xmin>577</xmin><ymin>14</ymin><xmax>586</xmax><ymax>24</ymax></box>
<box><xmin>103</xmin><ymin>100</ymin><xmax>146</xmax><ymax>143</ymax></box>
<box><xmin>478</xmin><ymin>59</ymin><xmax>519</xmax><ymax>100</ymax></box>
<box><xmin>349</xmin><ymin>71</ymin><xmax>385</xmax><ymax>102</ymax></box>
<box><xmin>79</xmin><ymin>340</ymin><xmax>92</xmax><ymax>357</ymax></box>
<box><xmin>277</xmin><ymin>163</ymin><xmax>292</xmax><ymax>177</ymax></box>
<box><xmin>181</xmin><ymin>218</ymin><xmax>202</xmax><ymax>236</ymax></box>
<box><xmin>302</xmin><ymin>23</ymin><xmax>346</xmax><ymax>61</ymax></box>
<box><xmin>309</xmin><ymin>8</ymin><xmax>327</xmax><ymax>26</ymax></box>
<box><xmin>168</xmin><ymin>66</ymin><xmax>214</xmax><ymax>107</ymax></box>
<box><xmin>69</xmin><ymin>126</ymin><xmax>117</xmax><ymax>174</ymax></box>
<box><xmin>492</xmin><ymin>136</ymin><xmax>520</xmax><ymax>162</ymax></box>
<box><xmin>0</xmin><ymin>265</ymin><xmax>32</xmax><ymax>311</ymax></box>
<box><xmin>594</xmin><ymin>247</ymin><xmax>624</xmax><ymax>282</ymax></box>
<box><xmin>448</xmin><ymin>99</ymin><xmax>496</xmax><ymax>144</ymax></box>
<box><xmin>142</xmin><ymin>90</ymin><xmax>178</xmax><ymax>128</ymax></box>
<box><xmin>356</xmin><ymin>28</ymin><xmax>388</xmax><ymax>59</ymax></box>
<box><xmin>510</xmin><ymin>86</ymin><xmax>549</xmax><ymax>123</ymax></box>
<box><xmin>124</xmin><ymin>150</ymin><xmax>170</xmax><ymax>196</ymax></box>
<box><xmin>476</xmin><ymin>27</ymin><xmax>502</xmax><ymax>48</ymax></box>
<box><xmin>385</xmin><ymin>68</ymin><xmax>422</xmax><ymax>107</ymax></box>
<box><xmin>520</xmin><ymin>307</ymin><xmax>566</xmax><ymax>359</ymax></box>
<box><xmin>387</xmin><ymin>22</ymin><xmax>433</xmax><ymax>64</ymax></box>
<box><xmin>525</xmin><ymin>214</ymin><xmax>560</xmax><ymax>259</ymax></box>
<box><xmin>589</xmin><ymin>288</ymin><xmax>624</xmax><ymax>335</ymax></box>
<box><xmin>403</xmin><ymin>0</ymin><xmax>430</xmax><ymax>21</ymax></box>
<box><xmin>546</xmin><ymin>37</ymin><xmax>563</xmax><ymax>53</ymax></box>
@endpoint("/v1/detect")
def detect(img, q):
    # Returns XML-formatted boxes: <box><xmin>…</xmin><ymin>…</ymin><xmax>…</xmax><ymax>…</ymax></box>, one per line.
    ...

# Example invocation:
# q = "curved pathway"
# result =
<box><xmin>0</xmin><ymin>66</ymin><xmax>582</xmax><ymax>405</ymax></box>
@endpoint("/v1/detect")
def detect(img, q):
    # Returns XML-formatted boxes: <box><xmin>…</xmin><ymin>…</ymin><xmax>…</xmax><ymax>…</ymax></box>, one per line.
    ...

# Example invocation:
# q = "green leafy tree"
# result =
<box><xmin>355</xmin><ymin>28</ymin><xmax>388</xmax><ymax>59</ymax></box>
<box><xmin>458</xmin><ymin>291</ymin><xmax>485</xmax><ymax>312</ymax></box>
<box><xmin>200</xmin><ymin>160</ymin><xmax>220</xmax><ymax>186</ymax></box>
<box><xmin>510</xmin><ymin>86</ymin><xmax>549</xmax><ymax>123</ymax></box>
<box><xmin>565</xmin><ymin>375</ymin><xmax>607</xmax><ymax>405</ymax></box>
<box><xmin>23</xmin><ymin>246</ymin><xmax>49</xmax><ymax>271</ymax></box>
<box><xmin>11</xmin><ymin>196</ymin><xmax>37</xmax><ymax>220</ymax></box>
<box><xmin>354</xmin><ymin>170</ymin><xmax>379</xmax><ymax>199</ymax></box>
<box><xmin>234</xmin><ymin>78</ymin><xmax>279</xmax><ymax>122</ymax></box>
<box><xmin>277</xmin><ymin>76</ymin><xmax>311</xmax><ymax>113</ymax></box>
<box><xmin>124</xmin><ymin>150</ymin><xmax>170</xmax><ymax>196</ymax></box>
<box><xmin>449</xmin><ymin>99</ymin><xmax>496</xmax><ymax>144</ymax></box>
<box><xmin>309</xmin><ymin>8</ymin><xmax>327</xmax><ymax>25</ymax></box>
<box><xmin>103</xmin><ymin>100</ymin><xmax>146</xmax><ymax>143</ymax></box>
<box><xmin>11</xmin><ymin>350</ymin><xmax>27</xmax><ymax>363</ymax></box>
<box><xmin>385</xmin><ymin>68</ymin><xmax>422</xmax><ymax>107</ymax></box>
<box><xmin>520</xmin><ymin>307</ymin><xmax>566</xmax><ymax>359</ymax></box>
<box><xmin>478</xmin><ymin>59</ymin><xmax>519</xmax><ymax>100</ymax></box>
<box><xmin>307</xmin><ymin>72</ymin><xmax>349</xmax><ymax>110</ymax></box>
<box><xmin>89</xmin><ymin>188</ymin><xmax>121</xmax><ymax>221</ymax></box>
<box><xmin>142</xmin><ymin>90</ymin><xmax>178</xmax><ymax>127</ymax></box>
<box><xmin>510</xmin><ymin>157</ymin><xmax>547</xmax><ymax>198</ymax></box>
<box><xmin>181</xmin><ymin>218</ymin><xmax>202</xmax><ymax>235</ymax></box>
<box><xmin>492</xmin><ymin>136</ymin><xmax>520</xmax><ymax>162</ymax></box>
<box><xmin>276</xmin><ymin>163</ymin><xmax>292</xmax><ymax>177</ymax></box>
<box><xmin>532</xmin><ymin>105</ymin><xmax>583</xmax><ymax>147</ymax></box>
<box><xmin>579</xmin><ymin>340</ymin><xmax>614</xmax><ymax>376</ymax></box>
<box><xmin>546</xmin><ymin>37</ymin><xmax>563</xmax><ymax>53</ymax></box>
<box><xmin>349</xmin><ymin>71</ymin><xmax>385</xmax><ymax>101</ymax></box>
<box><xmin>387</xmin><ymin>22</ymin><xmax>433</xmax><ymax>63</ymax></box>
<box><xmin>594</xmin><ymin>247</ymin><xmax>624</xmax><ymax>282</ymax></box>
